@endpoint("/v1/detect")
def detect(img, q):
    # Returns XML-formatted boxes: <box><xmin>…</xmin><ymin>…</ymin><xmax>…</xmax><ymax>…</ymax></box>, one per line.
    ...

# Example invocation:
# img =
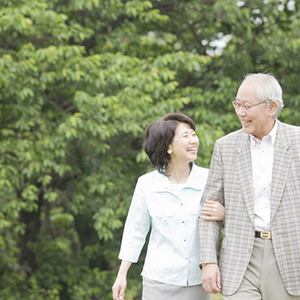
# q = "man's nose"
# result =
<box><xmin>236</xmin><ymin>106</ymin><xmax>247</xmax><ymax>116</ymax></box>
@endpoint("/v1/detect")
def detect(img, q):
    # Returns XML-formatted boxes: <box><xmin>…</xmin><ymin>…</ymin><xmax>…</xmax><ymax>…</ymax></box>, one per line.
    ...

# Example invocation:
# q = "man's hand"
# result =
<box><xmin>201</xmin><ymin>263</ymin><xmax>221</xmax><ymax>294</ymax></box>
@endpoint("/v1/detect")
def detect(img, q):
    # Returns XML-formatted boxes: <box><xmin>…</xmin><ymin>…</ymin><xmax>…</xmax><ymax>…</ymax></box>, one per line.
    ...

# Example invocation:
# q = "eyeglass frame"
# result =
<box><xmin>232</xmin><ymin>100</ymin><xmax>268</xmax><ymax>110</ymax></box>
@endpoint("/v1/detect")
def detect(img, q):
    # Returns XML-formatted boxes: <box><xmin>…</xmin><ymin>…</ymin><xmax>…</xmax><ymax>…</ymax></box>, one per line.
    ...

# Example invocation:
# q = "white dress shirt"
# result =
<box><xmin>118</xmin><ymin>163</ymin><xmax>209</xmax><ymax>286</ymax></box>
<box><xmin>250</xmin><ymin>121</ymin><xmax>278</xmax><ymax>232</ymax></box>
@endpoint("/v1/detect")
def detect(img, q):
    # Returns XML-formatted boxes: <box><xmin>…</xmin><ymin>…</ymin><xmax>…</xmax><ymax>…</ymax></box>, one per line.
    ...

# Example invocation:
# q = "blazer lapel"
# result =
<box><xmin>235</xmin><ymin>132</ymin><xmax>255</xmax><ymax>222</ymax></box>
<box><xmin>271</xmin><ymin>122</ymin><xmax>291</xmax><ymax>222</ymax></box>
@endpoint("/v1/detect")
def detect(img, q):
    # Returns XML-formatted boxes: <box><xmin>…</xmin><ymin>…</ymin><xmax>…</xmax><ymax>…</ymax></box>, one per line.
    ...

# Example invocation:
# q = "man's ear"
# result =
<box><xmin>268</xmin><ymin>100</ymin><xmax>278</xmax><ymax>117</ymax></box>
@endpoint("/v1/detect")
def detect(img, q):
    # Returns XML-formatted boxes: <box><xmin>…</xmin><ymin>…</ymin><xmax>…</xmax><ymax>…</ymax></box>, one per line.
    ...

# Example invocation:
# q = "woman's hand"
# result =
<box><xmin>112</xmin><ymin>275</ymin><xmax>127</xmax><ymax>300</ymax></box>
<box><xmin>112</xmin><ymin>260</ymin><xmax>131</xmax><ymax>300</ymax></box>
<box><xmin>201</xmin><ymin>200</ymin><xmax>225</xmax><ymax>221</ymax></box>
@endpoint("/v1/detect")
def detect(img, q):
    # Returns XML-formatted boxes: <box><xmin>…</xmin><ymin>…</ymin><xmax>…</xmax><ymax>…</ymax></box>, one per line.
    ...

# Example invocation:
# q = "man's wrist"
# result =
<box><xmin>200</xmin><ymin>263</ymin><xmax>208</xmax><ymax>269</ymax></box>
<box><xmin>200</xmin><ymin>262</ymin><xmax>216</xmax><ymax>269</ymax></box>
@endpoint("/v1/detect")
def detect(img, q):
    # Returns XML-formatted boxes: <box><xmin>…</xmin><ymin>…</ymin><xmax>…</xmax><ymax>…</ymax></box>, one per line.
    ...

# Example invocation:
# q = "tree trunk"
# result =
<box><xmin>17</xmin><ymin>194</ymin><xmax>43</xmax><ymax>276</ymax></box>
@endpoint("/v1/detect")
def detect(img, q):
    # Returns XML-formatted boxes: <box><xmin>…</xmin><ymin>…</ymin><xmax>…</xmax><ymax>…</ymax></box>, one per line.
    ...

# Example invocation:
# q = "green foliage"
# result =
<box><xmin>0</xmin><ymin>0</ymin><xmax>299</xmax><ymax>299</ymax></box>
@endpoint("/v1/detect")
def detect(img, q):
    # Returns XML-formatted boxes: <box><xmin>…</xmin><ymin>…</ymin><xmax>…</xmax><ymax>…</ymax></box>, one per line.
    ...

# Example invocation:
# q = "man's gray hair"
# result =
<box><xmin>242</xmin><ymin>73</ymin><xmax>284</xmax><ymax>119</ymax></box>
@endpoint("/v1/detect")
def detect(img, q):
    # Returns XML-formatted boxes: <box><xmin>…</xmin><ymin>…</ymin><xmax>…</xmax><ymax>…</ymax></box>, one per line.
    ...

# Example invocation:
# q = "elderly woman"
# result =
<box><xmin>112</xmin><ymin>113</ymin><xmax>224</xmax><ymax>300</ymax></box>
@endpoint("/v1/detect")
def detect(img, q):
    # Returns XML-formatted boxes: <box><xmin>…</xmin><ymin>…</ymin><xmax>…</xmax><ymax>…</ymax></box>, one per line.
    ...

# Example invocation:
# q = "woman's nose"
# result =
<box><xmin>190</xmin><ymin>136</ymin><xmax>198</xmax><ymax>143</ymax></box>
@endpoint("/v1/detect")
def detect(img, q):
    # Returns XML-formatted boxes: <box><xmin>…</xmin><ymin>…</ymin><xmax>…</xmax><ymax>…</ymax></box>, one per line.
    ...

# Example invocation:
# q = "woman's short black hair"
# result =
<box><xmin>143</xmin><ymin>113</ymin><xmax>196</xmax><ymax>174</ymax></box>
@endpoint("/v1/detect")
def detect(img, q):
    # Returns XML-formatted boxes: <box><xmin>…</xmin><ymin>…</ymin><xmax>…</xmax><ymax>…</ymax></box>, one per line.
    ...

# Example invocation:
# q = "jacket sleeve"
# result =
<box><xmin>118</xmin><ymin>176</ymin><xmax>151</xmax><ymax>263</ymax></box>
<box><xmin>199</xmin><ymin>140</ymin><xmax>224</xmax><ymax>265</ymax></box>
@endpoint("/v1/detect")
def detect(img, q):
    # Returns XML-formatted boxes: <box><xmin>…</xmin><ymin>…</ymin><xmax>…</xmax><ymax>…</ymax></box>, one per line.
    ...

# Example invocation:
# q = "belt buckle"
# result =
<box><xmin>260</xmin><ymin>231</ymin><xmax>272</xmax><ymax>239</ymax></box>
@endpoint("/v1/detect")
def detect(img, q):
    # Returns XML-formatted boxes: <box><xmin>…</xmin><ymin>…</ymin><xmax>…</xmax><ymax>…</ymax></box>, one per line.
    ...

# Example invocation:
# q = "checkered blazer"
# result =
<box><xmin>199</xmin><ymin>121</ymin><xmax>300</xmax><ymax>296</ymax></box>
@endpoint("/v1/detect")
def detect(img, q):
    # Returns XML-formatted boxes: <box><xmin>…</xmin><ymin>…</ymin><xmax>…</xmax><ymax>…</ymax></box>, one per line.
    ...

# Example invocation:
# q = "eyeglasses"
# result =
<box><xmin>232</xmin><ymin>100</ymin><xmax>266</xmax><ymax>110</ymax></box>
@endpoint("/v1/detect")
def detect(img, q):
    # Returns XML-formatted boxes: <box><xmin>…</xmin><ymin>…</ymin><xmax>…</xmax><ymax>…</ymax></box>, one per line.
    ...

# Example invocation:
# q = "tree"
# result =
<box><xmin>0</xmin><ymin>0</ymin><xmax>299</xmax><ymax>299</ymax></box>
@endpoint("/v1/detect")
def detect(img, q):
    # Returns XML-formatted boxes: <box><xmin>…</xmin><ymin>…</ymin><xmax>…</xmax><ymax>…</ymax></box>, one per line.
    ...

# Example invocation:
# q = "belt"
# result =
<box><xmin>255</xmin><ymin>231</ymin><xmax>272</xmax><ymax>240</ymax></box>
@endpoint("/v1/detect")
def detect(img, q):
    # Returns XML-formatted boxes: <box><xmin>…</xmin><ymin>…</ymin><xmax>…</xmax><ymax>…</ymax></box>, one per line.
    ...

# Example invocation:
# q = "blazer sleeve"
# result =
<box><xmin>199</xmin><ymin>140</ymin><xmax>224</xmax><ymax>265</ymax></box>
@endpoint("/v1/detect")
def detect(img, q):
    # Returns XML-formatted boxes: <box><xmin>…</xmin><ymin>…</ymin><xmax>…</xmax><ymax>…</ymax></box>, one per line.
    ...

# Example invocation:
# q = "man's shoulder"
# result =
<box><xmin>278</xmin><ymin>121</ymin><xmax>300</xmax><ymax>141</ymax></box>
<box><xmin>216</xmin><ymin>128</ymin><xmax>245</xmax><ymax>144</ymax></box>
<box><xmin>278</xmin><ymin>121</ymin><xmax>300</xmax><ymax>132</ymax></box>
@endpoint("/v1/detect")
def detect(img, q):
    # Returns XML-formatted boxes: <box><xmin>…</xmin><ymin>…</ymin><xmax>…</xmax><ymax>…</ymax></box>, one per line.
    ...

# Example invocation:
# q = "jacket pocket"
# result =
<box><xmin>153</xmin><ymin>210</ymin><xmax>175</xmax><ymax>225</ymax></box>
<box><xmin>188</xmin><ymin>205</ymin><xmax>201</xmax><ymax>221</ymax></box>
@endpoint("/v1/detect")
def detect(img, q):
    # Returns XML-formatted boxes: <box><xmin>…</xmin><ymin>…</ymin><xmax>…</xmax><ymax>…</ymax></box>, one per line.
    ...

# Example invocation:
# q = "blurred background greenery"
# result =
<box><xmin>0</xmin><ymin>0</ymin><xmax>299</xmax><ymax>299</ymax></box>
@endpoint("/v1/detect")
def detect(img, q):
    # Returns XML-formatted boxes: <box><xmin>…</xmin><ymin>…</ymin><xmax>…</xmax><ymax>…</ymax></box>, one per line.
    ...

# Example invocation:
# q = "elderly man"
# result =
<box><xmin>199</xmin><ymin>73</ymin><xmax>300</xmax><ymax>300</ymax></box>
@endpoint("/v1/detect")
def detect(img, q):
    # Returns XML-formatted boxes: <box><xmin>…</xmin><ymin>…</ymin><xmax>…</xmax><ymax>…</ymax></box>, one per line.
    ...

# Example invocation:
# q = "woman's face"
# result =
<box><xmin>168</xmin><ymin>122</ymin><xmax>199</xmax><ymax>164</ymax></box>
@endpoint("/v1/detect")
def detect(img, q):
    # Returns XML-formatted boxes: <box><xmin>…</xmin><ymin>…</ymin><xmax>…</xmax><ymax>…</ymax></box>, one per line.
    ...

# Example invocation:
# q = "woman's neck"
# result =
<box><xmin>166</xmin><ymin>163</ymin><xmax>192</xmax><ymax>184</ymax></box>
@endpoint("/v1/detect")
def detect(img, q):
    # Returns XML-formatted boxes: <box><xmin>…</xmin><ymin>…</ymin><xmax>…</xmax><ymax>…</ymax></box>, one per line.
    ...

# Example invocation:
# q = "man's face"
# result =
<box><xmin>234</xmin><ymin>81</ymin><xmax>277</xmax><ymax>140</ymax></box>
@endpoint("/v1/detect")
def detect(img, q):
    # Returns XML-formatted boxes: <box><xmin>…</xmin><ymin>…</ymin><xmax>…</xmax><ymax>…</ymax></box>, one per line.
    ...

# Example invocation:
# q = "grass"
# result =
<box><xmin>211</xmin><ymin>293</ymin><xmax>222</xmax><ymax>300</ymax></box>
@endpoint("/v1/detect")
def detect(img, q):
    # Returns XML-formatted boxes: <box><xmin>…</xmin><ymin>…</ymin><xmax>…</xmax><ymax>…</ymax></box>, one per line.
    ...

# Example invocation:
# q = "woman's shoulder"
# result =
<box><xmin>192</xmin><ymin>163</ymin><xmax>209</xmax><ymax>176</ymax></box>
<box><xmin>189</xmin><ymin>164</ymin><xmax>209</xmax><ymax>188</ymax></box>
<box><xmin>138</xmin><ymin>169</ymin><xmax>161</xmax><ymax>183</ymax></box>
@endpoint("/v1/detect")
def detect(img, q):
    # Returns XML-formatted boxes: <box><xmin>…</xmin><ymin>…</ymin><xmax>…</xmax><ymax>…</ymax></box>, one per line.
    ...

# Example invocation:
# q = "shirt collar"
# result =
<box><xmin>153</xmin><ymin>162</ymin><xmax>202</xmax><ymax>192</ymax></box>
<box><xmin>250</xmin><ymin>119</ymin><xmax>278</xmax><ymax>148</ymax></box>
